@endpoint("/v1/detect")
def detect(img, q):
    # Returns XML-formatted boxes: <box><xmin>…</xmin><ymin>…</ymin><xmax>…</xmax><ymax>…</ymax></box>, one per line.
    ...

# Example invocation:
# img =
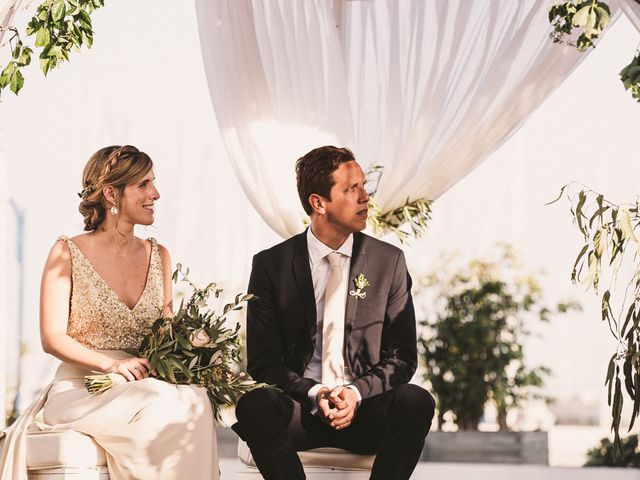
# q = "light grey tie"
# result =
<box><xmin>322</xmin><ymin>252</ymin><xmax>346</xmax><ymax>387</ymax></box>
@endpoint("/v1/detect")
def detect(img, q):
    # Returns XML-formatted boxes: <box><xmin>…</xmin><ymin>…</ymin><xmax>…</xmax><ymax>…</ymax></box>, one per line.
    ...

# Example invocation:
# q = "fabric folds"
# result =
<box><xmin>196</xmin><ymin>0</ymin><xmax>612</xmax><ymax>238</ymax></box>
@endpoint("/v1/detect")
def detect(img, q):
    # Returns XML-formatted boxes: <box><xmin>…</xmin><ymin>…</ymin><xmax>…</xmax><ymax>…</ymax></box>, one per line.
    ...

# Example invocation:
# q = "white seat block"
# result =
<box><xmin>25</xmin><ymin>427</ymin><xmax>107</xmax><ymax>470</ymax></box>
<box><xmin>1</xmin><ymin>425</ymin><xmax>109</xmax><ymax>479</ymax></box>
<box><xmin>27</xmin><ymin>467</ymin><xmax>110</xmax><ymax>480</ymax></box>
<box><xmin>238</xmin><ymin>439</ymin><xmax>375</xmax><ymax>471</ymax></box>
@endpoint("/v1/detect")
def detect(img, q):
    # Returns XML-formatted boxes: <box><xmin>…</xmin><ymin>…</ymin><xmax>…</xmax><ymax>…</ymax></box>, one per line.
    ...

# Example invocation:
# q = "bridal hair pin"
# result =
<box><xmin>78</xmin><ymin>185</ymin><xmax>95</xmax><ymax>199</ymax></box>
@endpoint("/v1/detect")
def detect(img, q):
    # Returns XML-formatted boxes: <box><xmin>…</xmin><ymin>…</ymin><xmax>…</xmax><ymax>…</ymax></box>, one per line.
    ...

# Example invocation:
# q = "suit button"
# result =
<box><xmin>346</xmin><ymin>324</ymin><xmax>352</xmax><ymax>333</ymax></box>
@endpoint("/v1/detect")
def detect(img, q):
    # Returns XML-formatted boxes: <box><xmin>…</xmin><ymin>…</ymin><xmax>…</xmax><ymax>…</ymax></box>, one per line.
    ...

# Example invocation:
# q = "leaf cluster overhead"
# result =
<box><xmin>548</xmin><ymin>0</ymin><xmax>640</xmax><ymax>102</ymax></box>
<box><xmin>0</xmin><ymin>0</ymin><xmax>104</xmax><ymax>97</ymax></box>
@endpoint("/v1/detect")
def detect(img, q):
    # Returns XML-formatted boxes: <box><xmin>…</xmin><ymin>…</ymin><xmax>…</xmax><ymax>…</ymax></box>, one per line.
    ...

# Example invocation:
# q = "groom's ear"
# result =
<box><xmin>309</xmin><ymin>193</ymin><xmax>326</xmax><ymax>215</ymax></box>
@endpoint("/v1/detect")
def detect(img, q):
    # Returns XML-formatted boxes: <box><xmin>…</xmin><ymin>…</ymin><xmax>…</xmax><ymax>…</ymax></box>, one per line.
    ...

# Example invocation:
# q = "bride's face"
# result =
<box><xmin>120</xmin><ymin>169</ymin><xmax>159</xmax><ymax>226</ymax></box>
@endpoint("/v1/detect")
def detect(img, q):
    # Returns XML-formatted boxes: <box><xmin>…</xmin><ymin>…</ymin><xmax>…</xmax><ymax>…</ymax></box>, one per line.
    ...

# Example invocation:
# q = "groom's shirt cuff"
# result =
<box><xmin>346</xmin><ymin>384</ymin><xmax>362</xmax><ymax>405</ymax></box>
<box><xmin>307</xmin><ymin>383</ymin><xmax>326</xmax><ymax>415</ymax></box>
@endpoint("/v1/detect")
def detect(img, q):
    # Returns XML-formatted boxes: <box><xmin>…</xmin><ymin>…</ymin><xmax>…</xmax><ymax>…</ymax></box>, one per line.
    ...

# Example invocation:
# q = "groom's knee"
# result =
<box><xmin>236</xmin><ymin>387</ymin><xmax>284</xmax><ymax>425</ymax></box>
<box><xmin>393</xmin><ymin>384</ymin><xmax>435</xmax><ymax>433</ymax></box>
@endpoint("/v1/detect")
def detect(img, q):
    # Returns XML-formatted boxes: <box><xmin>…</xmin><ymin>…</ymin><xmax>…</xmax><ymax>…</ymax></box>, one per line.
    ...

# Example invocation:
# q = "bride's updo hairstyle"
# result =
<box><xmin>78</xmin><ymin>145</ymin><xmax>153</xmax><ymax>231</ymax></box>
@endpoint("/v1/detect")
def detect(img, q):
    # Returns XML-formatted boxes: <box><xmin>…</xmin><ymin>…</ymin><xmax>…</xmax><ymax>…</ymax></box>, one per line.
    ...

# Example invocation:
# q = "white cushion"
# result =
<box><xmin>238</xmin><ymin>439</ymin><xmax>375</xmax><ymax>471</ymax></box>
<box><xmin>25</xmin><ymin>425</ymin><xmax>107</xmax><ymax>470</ymax></box>
<box><xmin>27</xmin><ymin>467</ymin><xmax>110</xmax><ymax>479</ymax></box>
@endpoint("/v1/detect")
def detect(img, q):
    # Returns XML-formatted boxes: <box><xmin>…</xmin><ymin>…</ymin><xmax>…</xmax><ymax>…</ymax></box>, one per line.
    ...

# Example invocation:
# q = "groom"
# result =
<box><xmin>233</xmin><ymin>146</ymin><xmax>434</xmax><ymax>480</ymax></box>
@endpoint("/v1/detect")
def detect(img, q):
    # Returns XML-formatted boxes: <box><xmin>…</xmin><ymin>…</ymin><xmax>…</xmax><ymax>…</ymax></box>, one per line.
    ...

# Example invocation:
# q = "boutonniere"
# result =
<box><xmin>349</xmin><ymin>273</ymin><xmax>370</xmax><ymax>299</ymax></box>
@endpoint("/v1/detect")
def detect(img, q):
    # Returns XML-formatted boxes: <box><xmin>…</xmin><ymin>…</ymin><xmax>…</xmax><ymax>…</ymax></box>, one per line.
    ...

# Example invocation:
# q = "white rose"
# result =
<box><xmin>191</xmin><ymin>329</ymin><xmax>211</xmax><ymax>348</ymax></box>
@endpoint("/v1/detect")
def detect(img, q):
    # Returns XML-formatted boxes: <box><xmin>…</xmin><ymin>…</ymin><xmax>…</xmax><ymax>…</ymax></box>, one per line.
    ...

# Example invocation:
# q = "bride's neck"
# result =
<box><xmin>93</xmin><ymin>222</ymin><xmax>136</xmax><ymax>250</ymax></box>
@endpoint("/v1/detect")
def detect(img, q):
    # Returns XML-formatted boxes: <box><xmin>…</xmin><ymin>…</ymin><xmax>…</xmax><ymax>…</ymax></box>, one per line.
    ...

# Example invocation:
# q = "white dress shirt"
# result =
<box><xmin>304</xmin><ymin>228</ymin><xmax>362</xmax><ymax>412</ymax></box>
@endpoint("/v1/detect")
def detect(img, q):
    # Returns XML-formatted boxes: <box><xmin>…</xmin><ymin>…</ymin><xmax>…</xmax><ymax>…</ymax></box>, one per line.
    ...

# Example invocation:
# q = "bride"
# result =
<box><xmin>0</xmin><ymin>145</ymin><xmax>219</xmax><ymax>479</ymax></box>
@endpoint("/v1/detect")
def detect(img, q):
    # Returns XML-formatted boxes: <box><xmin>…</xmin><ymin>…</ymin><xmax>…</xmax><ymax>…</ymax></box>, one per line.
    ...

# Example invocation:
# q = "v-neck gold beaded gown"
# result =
<box><xmin>0</xmin><ymin>236</ymin><xmax>219</xmax><ymax>480</ymax></box>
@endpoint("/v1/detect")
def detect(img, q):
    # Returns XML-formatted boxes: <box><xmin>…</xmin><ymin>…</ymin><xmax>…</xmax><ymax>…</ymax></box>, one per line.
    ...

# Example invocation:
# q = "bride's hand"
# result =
<box><xmin>107</xmin><ymin>357</ymin><xmax>151</xmax><ymax>381</ymax></box>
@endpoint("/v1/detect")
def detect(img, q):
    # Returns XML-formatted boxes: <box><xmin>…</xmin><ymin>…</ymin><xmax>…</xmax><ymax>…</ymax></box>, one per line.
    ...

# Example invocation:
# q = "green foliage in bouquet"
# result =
<box><xmin>1</xmin><ymin>0</ymin><xmax>104</xmax><ymax>96</ymax></box>
<box><xmin>550</xmin><ymin>185</ymin><xmax>640</xmax><ymax>455</ymax></box>
<box><xmin>585</xmin><ymin>434</ymin><xmax>640</xmax><ymax>467</ymax></box>
<box><xmin>417</xmin><ymin>246</ymin><xmax>576</xmax><ymax>431</ymax></box>
<box><xmin>86</xmin><ymin>264</ymin><xmax>269</xmax><ymax>421</ymax></box>
<box><xmin>548</xmin><ymin>1</ymin><xmax>611</xmax><ymax>52</ymax></box>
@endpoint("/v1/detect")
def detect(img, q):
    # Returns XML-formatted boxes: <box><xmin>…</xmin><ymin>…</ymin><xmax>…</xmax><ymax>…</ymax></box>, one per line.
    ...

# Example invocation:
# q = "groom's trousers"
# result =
<box><xmin>233</xmin><ymin>383</ymin><xmax>434</xmax><ymax>480</ymax></box>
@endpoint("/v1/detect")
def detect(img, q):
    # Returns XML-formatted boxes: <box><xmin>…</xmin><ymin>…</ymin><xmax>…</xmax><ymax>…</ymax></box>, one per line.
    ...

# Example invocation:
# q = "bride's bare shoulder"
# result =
<box><xmin>155</xmin><ymin>242</ymin><xmax>171</xmax><ymax>267</ymax></box>
<box><xmin>44</xmin><ymin>236</ymin><xmax>72</xmax><ymax>271</ymax></box>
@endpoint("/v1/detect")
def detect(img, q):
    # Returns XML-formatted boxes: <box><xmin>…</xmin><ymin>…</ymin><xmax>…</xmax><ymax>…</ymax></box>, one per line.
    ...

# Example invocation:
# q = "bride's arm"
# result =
<box><xmin>157</xmin><ymin>243</ymin><xmax>173</xmax><ymax>317</ymax></box>
<box><xmin>39</xmin><ymin>239</ymin><xmax>150</xmax><ymax>381</ymax></box>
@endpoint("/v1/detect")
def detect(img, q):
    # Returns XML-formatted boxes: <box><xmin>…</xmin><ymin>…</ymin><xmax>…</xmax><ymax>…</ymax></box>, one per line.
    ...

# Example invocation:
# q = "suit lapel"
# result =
<box><xmin>292</xmin><ymin>231</ymin><xmax>318</xmax><ymax>341</ymax></box>
<box><xmin>346</xmin><ymin>232</ymin><xmax>367</xmax><ymax>332</ymax></box>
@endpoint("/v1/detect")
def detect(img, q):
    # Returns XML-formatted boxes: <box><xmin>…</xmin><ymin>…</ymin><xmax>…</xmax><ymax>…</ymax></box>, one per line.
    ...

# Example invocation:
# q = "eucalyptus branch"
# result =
<box><xmin>368</xmin><ymin>197</ymin><xmax>432</xmax><ymax>243</ymax></box>
<box><xmin>363</xmin><ymin>164</ymin><xmax>433</xmax><ymax>242</ymax></box>
<box><xmin>550</xmin><ymin>183</ymin><xmax>640</xmax><ymax>455</ymax></box>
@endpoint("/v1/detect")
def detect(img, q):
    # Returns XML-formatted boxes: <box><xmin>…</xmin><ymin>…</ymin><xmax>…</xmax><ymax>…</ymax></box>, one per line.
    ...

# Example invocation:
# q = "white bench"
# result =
<box><xmin>237</xmin><ymin>439</ymin><xmax>375</xmax><ymax>478</ymax></box>
<box><xmin>0</xmin><ymin>383</ymin><xmax>110</xmax><ymax>480</ymax></box>
<box><xmin>1</xmin><ymin>426</ymin><xmax>109</xmax><ymax>479</ymax></box>
<box><xmin>2</xmin><ymin>418</ymin><xmax>375</xmax><ymax>479</ymax></box>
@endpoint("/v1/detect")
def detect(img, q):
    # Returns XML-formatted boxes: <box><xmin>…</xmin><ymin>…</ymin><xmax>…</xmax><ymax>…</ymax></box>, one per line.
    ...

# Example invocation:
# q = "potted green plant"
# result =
<box><xmin>416</xmin><ymin>245</ymin><xmax>578</xmax><ymax>463</ymax></box>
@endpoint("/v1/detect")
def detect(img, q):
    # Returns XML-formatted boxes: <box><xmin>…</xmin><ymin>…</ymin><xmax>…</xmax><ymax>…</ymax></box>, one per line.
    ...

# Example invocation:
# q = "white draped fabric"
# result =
<box><xmin>619</xmin><ymin>0</ymin><xmax>640</xmax><ymax>30</ymax></box>
<box><xmin>196</xmin><ymin>0</ymin><xmax>610</xmax><ymax>239</ymax></box>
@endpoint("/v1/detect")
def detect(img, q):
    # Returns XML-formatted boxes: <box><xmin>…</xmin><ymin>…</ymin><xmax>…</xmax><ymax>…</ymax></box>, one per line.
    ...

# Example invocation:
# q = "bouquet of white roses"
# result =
<box><xmin>85</xmin><ymin>264</ymin><xmax>268</xmax><ymax>420</ymax></box>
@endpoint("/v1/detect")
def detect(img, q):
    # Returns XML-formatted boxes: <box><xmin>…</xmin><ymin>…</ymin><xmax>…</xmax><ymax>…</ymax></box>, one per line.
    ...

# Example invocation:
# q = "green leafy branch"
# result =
<box><xmin>368</xmin><ymin>196</ymin><xmax>432</xmax><ymax>243</ymax></box>
<box><xmin>549</xmin><ymin>184</ymin><xmax>640</xmax><ymax>455</ymax></box>
<box><xmin>548</xmin><ymin>1</ymin><xmax>640</xmax><ymax>103</ymax></box>
<box><xmin>0</xmin><ymin>29</ymin><xmax>32</xmax><ymax>94</ymax></box>
<box><xmin>549</xmin><ymin>0</ymin><xmax>611</xmax><ymax>52</ymax></box>
<box><xmin>620</xmin><ymin>53</ymin><xmax>640</xmax><ymax>102</ymax></box>
<box><xmin>0</xmin><ymin>0</ymin><xmax>104</xmax><ymax>97</ymax></box>
<box><xmin>364</xmin><ymin>164</ymin><xmax>432</xmax><ymax>242</ymax></box>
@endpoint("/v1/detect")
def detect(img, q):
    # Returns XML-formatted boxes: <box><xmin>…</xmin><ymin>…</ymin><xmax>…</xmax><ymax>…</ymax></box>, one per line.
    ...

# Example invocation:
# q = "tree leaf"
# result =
<box><xmin>575</xmin><ymin>191</ymin><xmax>588</xmax><ymax>238</ymax></box>
<box><xmin>51</xmin><ymin>0</ymin><xmax>66</xmax><ymax>22</ymax></box>
<box><xmin>572</xmin><ymin>5</ymin><xmax>591</xmax><ymax>27</ymax></box>
<box><xmin>9</xmin><ymin>70</ymin><xmax>24</xmax><ymax>94</ymax></box>
<box><xmin>620</xmin><ymin>209</ymin><xmax>639</xmax><ymax>243</ymax></box>
<box><xmin>35</xmin><ymin>27</ymin><xmax>51</xmax><ymax>47</ymax></box>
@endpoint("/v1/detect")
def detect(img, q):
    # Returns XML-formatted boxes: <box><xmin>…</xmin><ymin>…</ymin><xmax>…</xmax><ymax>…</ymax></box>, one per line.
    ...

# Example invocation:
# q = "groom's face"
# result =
<box><xmin>324</xmin><ymin>160</ymin><xmax>369</xmax><ymax>235</ymax></box>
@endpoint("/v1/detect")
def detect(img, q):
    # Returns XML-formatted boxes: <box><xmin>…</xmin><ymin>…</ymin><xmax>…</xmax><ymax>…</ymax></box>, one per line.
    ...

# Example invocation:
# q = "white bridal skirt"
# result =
<box><xmin>0</xmin><ymin>350</ymin><xmax>219</xmax><ymax>480</ymax></box>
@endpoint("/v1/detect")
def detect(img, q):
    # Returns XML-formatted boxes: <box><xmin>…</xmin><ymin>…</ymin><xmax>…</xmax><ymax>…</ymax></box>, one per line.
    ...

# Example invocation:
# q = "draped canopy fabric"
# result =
<box><xmin>619</xmin><ymin>0</ymin><xmax>640</xmax><ymax>30</ymax></box>
<box><xmin>196</xmin><ymin>0</ymin><xmax>612</xmax><ymax>239</ymax></box>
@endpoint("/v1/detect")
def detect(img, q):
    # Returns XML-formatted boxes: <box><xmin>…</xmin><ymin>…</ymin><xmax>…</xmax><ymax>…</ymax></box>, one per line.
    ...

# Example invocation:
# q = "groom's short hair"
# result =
<box><xmin>296</xmin><ymin>146</ymin><xmax>355</xmax><ymax>215</ymax></box>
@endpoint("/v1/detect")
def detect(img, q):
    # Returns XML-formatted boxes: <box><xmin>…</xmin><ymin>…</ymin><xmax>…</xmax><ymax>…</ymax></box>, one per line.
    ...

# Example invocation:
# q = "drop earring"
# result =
<box><xmin>111</xmin><ymin>204</ymin><xmax>119</xmax><ymax>216</ymax></box>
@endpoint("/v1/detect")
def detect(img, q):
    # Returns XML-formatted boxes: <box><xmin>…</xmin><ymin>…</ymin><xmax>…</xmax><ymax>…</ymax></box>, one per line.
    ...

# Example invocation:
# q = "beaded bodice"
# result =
<box><xmin>59</xmin><ymin>236</ymin><xmax>164</xmax><ymax>350</ymax></box>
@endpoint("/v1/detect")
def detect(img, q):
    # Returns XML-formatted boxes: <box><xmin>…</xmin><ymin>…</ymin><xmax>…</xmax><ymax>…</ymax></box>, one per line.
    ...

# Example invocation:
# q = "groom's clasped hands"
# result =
<box><xmin>316</xmin><ymin>385</ymin><xmax>358</xmax><ymax>430</ymax></box>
